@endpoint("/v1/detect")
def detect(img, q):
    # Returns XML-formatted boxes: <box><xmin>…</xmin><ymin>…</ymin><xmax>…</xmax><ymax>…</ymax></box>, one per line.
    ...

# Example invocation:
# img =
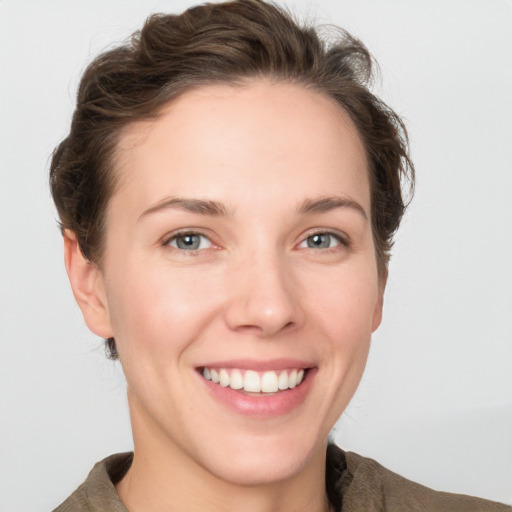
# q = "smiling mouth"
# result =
<box><xmin>200</xmin><ymin>367</ymin><xmax>307</xmax><ymax>394</ymax></box>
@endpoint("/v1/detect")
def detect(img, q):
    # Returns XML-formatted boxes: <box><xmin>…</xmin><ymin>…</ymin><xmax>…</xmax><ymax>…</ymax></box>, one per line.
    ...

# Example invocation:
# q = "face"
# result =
<box><xmin>75</xmin><ymin>80</ymin><xmax>383</xmax><ymax>486</ymax></box>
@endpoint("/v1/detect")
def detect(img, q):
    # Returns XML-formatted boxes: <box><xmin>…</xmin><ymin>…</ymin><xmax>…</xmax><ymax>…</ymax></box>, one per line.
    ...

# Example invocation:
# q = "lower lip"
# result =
<box><xmin>199</xmin><ymin>368</ymin><xmax>317</xmax><ymax>418</ymax></box>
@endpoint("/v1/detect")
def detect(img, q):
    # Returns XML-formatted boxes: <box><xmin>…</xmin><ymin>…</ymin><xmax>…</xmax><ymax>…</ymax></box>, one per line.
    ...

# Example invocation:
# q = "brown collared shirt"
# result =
<box><xmin>53</xmin><ymin>445</ymin><xmax>511</xmax><ymax>512</ymax></box>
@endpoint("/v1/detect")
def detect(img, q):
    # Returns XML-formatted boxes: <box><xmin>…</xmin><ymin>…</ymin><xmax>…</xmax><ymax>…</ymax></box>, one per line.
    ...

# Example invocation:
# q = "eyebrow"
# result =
<box><xmin>297</xmin><ymin>196</ymin><xmax>368</xmax><ymax>219</ymax></box>
<box><xmin>138</xmin><ymin>195</ymin><xmax>367</xmax><ymax>221</ymax></box>
<box><xmin>138</xmin><ymin>197</ymin><xmax>229</xmax><ymax>220</ymax></box>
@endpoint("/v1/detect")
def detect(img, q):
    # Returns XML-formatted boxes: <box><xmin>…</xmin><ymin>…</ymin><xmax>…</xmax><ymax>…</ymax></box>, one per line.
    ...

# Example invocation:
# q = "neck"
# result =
<box><xmin>116</xmin><ymin>393</ymin><xmax>331</xmax><ymax>512</ymax></box>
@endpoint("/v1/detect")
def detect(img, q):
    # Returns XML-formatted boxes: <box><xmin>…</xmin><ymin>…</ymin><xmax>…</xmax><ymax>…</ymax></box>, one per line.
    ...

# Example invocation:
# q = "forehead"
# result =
<box><xmin>111</xmin><ymin>80</ymin><xmax>370</xmax><ymax>213</ymax></box>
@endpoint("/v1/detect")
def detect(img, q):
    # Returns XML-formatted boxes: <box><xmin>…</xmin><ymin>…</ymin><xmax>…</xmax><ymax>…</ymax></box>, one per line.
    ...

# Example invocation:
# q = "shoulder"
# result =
<box><xmin>52</xmin><ymin>453</ymin><xmax>132</xmax><ymax>512</ymax></box>
<box><xmin>327</xmin><ymin>444</ymin><xmax>511</xmax><ymax>512</ymax></box>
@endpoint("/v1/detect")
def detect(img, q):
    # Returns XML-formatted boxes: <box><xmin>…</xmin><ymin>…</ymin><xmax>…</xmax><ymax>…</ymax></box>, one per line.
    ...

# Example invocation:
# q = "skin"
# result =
<box><xmin>64</xmin><ymin>80</ymin><xmax>384</xmax><ymax>512</ymax></box>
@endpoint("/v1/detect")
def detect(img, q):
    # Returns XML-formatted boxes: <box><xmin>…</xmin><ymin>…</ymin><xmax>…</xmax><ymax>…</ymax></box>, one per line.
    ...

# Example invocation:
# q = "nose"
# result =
<box><xmin>223</xmin><ymin>252</ymin><xmax>304</xmax><ymax>338</ymax></box>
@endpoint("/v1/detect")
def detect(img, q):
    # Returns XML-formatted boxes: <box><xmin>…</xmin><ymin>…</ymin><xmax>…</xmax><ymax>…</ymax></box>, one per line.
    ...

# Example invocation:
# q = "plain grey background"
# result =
<box><xmin>1</xmin><ymin>1</ymin><xmax>511</xmax><ymax>510</ymax></box>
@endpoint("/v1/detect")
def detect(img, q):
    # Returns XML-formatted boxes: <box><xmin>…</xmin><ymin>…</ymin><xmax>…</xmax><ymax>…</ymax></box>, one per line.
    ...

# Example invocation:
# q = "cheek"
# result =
<box><xmin>105</xmin><ymin>262</ymin><xmax>222</xmax><ymax>358</ymax></box>
<box><xmin>304</xmin><ymin>262</ymin><xmax>380</xmax><ymax>344</ymax></box>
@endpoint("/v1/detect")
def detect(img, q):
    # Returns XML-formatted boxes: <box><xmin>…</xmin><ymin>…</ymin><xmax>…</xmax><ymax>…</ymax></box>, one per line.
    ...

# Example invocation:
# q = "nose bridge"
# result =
<box><xmin>224</xmin><ymin>245</ymin><xmax>302</xmax><ymax>337</ymax></box>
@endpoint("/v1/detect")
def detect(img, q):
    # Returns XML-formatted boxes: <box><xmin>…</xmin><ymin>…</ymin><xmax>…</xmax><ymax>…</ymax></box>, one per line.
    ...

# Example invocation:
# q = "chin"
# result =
<box><xmin>206</xmin><ymin>451</ymin><xmax>311</xmax><ymax>486</ymax></box>
<box><xmin>193</xmin><ymin>428</ymin><xmax>327</xmax><ymax>486</ymax></box>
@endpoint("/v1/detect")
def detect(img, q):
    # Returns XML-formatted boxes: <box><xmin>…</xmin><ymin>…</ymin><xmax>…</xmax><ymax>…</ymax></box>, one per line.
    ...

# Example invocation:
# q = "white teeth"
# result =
<box><xmin>261</xmin><ymin>371</ymin><xmax>278</xmax><ymax>393</ymax></box>
<box><xmin>244</xmin><ymin>370</ymin><xmax>261</xmax><ymax>392</ymax></box>
<box><xmin>202</xmin><ymin>367</ymin><xmax>307</xmax><ymax>393</ymax></box>
<box><xmin>278</xmin><ymin>371</ymin><xmax>289</xmax><ymax>390</ymax></box>
<box><xmin>219</xmin><ymin>369</ymin><xmax>230</xmax><ymax>387</ymax></box>
<box><xmin>288</xmin><ymin>369</ymin><xmax>297</xmax><ymax>388</ymax></box>
<box><xmin>230</xmin><ymin>369</ymin><xmax>244</xmax><ymax>390</ymax></box>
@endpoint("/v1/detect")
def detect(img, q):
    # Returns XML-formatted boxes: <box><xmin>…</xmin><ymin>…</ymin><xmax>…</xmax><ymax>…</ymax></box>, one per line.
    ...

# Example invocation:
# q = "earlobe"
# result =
<box><xmin>372</xmin><ymin>274</ymin><xmax>387</xmax><ymax>332</ymax></box>
<box><xmin>372</xmin><ymin>292</ymin><xmax>384</xmax><ymax>332</ymax></box>
<box><xmin>63</xmin><ymin>230</ymin><xmax>113</xmax><ymax>338</ymax></box>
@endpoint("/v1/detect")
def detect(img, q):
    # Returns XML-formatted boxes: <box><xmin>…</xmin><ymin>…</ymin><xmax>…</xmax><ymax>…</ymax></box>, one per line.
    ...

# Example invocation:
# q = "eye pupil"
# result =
<box><xmin>177</xmin><ymin>234</ymin><xmax>200</xmax><ymax>250</ymax></box>
<box><xmin>308</xmin><ymin>234</ymin><xmax>330</xmax><ymax>248</ymax></box>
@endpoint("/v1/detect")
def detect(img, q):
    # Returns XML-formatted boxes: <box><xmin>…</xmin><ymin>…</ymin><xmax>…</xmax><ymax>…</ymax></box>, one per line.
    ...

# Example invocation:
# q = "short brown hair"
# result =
<box><xmin>50</xmin><ymin>0</ymin><xmax>414</xmax><ymax>358</ymax></box>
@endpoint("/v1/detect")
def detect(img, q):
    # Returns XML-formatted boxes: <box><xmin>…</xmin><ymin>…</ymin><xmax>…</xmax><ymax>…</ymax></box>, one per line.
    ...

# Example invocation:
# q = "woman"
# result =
<box><xmin>47</xmin><ymin>1</ymin><xmax>509</xmax><ymax>510</ymax></box>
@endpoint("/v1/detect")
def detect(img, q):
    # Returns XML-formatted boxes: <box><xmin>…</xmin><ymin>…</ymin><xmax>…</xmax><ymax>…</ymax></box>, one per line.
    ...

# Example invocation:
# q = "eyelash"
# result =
<box><xmin>298</xmin><ymin>230</ymin><xmax>349</xmax><ymax>251</ymax></box>
<box><xmin>162</xmin><ymin>230</ymin><xmax>214</xmax><ymax>252</ymax></box>
<box><xmin>162</xmin><ymin>229</ymin><xmax>349</xmax><ymax>254</ymax></box>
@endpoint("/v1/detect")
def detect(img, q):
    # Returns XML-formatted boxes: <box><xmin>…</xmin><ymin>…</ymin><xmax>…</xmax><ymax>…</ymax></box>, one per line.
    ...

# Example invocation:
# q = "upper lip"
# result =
<box><xmin>196</xmin><ymin>358</ymin><xmax>315</xmax><ymax>371</ymax></box>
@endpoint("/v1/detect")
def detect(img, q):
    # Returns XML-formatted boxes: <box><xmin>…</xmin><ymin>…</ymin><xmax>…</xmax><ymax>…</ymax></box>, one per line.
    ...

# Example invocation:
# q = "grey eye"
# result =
<box><xmin>169</xmin><ymin>233</ymin><xmax>212</xmax><ymax>251</ymax></box>
<box><xmin>306</xmin><ymin>233</ymin><xmax>335</xmax><ymax>249</ymax></box>
<box><xmin>176</xmin><ymin>234</ymin><xmax>200</xmax><ymax>250</ymax></box>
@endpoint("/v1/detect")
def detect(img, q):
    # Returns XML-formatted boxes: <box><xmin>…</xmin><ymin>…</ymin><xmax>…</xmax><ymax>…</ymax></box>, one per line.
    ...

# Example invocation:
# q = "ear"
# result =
<box><xmin>372</xmin><ymin>292</ymin><xmax>384</xmax><ymax>332</ymax></box>
<box><xmin>372</xmin><ymin>272</ymin><xmax>387</xmax><ymax>332</ymax></box>
<box><xmin>63</xmin><ymin>230</ymin><xmax>113</xmax><ymax>338</ymax></box>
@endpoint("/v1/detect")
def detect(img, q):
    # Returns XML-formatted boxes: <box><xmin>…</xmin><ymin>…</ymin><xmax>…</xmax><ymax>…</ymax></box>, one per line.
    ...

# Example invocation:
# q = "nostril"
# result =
<box><xmin>234</xmin><ymin>324</ymin><xmax>267</xmax><ymax>334</ymax></box>
<box><xmin>233</xmin><ymin>321</ymin><xmax>297</xmax><ymax>337</ymax></box>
